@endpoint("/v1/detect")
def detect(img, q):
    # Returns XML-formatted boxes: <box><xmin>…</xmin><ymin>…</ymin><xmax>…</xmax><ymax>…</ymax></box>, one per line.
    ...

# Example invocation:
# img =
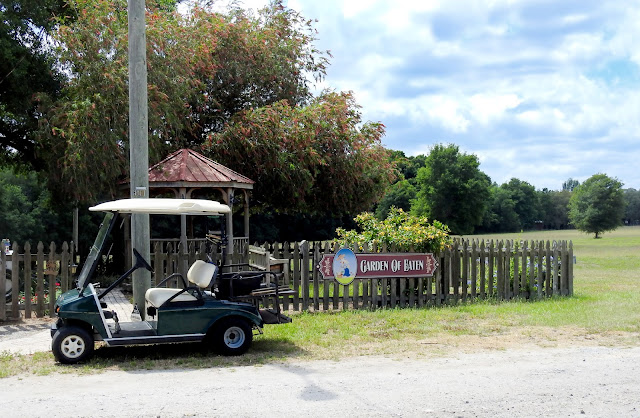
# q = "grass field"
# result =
<box><xmin>2</xmin><ymin>226</ymin><xmax>639</xmax><ymax>376</ymax></box>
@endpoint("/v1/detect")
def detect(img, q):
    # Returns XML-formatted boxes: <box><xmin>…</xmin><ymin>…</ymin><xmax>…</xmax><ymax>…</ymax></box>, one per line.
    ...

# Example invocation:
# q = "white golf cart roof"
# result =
<box><xmin>90</xmin><ymin>198</ymin><xmax>231</xmax><ymax>215</ymax></box>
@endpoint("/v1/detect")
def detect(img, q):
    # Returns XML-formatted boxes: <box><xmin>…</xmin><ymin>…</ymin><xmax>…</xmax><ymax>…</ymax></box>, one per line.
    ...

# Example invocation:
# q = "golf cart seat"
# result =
<box><xmin>145</xmin><ymin>260</ymin><xmax>218</xmax><ymax>308</ymax></box>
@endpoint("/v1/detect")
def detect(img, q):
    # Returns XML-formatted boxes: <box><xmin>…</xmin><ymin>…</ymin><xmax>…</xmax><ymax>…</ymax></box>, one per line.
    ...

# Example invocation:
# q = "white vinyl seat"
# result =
<box><xmin>145</xmin><ymin>260</ymin><xmax>218</xmax><ymax>308</ymax></box>
<box><xmin>145</xmin><ymin>288</ymin><xmax>197</xmax><ymax>307</ymax></box>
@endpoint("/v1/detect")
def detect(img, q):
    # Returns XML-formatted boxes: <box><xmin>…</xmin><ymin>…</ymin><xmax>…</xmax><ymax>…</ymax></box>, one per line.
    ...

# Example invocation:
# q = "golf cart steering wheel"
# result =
<box><xmin>132</xmin><ymin>248</ymin><xmax>154</xmax><ymax>273</ymax></box>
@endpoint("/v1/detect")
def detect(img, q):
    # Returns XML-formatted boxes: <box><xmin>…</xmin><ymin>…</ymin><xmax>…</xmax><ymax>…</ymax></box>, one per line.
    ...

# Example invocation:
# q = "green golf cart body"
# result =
<box><xmin>51</xmin><ymin>198</ymin><xmax>290</xmax><ymax>364</ymax></box>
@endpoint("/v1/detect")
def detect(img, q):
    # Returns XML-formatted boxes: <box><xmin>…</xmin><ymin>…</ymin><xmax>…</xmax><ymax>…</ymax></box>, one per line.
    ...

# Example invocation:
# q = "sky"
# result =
<box><xmin>193</xmin><ymin>0</ymin><xmax>640</xmax><ymax>191</ymax></box>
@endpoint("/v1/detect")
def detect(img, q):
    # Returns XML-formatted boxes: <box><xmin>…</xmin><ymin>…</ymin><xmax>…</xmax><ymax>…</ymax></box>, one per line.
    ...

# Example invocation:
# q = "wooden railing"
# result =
<box><xmin>1</xmin><ymin>242</ymin><xmax>76</xmax><ymax>320</ymax></box>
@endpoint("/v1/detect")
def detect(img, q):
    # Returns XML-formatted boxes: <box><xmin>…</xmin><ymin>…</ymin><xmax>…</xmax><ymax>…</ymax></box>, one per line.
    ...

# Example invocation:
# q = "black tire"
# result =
<box><xmin>211</xmin><ymin>317</ymin><xmax>253</xmax><ymax>356</ymax></box>
<box><xmin>52</xmin><ymin>326</ymin><xmax>94</xmax><ymax>364</ymax></box>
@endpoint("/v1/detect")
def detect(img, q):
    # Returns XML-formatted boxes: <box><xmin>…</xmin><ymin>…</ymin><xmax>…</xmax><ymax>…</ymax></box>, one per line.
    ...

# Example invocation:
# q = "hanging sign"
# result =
<box><xmin>318</xmin><ymin>249</ymin><xmax>438</xmax><ymax>285</ymax></box>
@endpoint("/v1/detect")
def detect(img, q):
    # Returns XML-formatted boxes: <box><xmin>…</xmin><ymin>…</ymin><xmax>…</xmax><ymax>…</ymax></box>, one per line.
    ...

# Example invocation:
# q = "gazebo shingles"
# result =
<box><xmin>148</xmin><ymin>149</ymin><xmax>254</xmax><ymax>188</ymax></box>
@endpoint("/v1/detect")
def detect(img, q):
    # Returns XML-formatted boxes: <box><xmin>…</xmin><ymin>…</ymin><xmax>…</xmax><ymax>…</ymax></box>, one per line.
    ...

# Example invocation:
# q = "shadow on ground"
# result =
<box><xmin>88</xmin><ymin>337</ymin><xmax>304</xmax><ymax>371</ymax></box>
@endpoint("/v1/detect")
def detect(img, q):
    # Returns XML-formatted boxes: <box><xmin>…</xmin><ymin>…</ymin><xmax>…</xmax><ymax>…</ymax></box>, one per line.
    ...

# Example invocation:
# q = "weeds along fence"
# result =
<box><xmin>1</xmin><ymin>242</ymin><xmax>76</xmax><ymax>321</ymax></box>
<box><xmin>256</xmin><ymin>238</ymin><xmax>574</xmax><ymax>311</ymax></box>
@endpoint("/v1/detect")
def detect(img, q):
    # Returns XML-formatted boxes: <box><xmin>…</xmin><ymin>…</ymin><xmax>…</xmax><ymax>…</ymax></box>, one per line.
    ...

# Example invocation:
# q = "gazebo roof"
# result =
<box><xmin>147</xmin><ymin>149</ymin><xmax>254</xmax><ymax>190</ymax></box>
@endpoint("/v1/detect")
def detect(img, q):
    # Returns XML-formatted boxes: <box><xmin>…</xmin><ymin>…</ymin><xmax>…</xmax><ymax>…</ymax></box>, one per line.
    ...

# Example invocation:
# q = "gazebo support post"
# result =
<box><xmin>243</xmin><ymin>190</ymin><xmax>250</xmax><ymax>241</ymax></box>
<box><xmin>226</xmin><ymin>188</ymin><xmax>234</xmax><ymax>256</ymax></box>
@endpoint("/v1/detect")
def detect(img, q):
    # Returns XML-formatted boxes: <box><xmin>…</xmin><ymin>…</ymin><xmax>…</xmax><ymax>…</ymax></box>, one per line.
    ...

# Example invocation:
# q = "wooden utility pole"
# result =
<box><xmin>128</xmin><ymin>0</ymin><xmax>151</xmax><ymax>317</ymax></box>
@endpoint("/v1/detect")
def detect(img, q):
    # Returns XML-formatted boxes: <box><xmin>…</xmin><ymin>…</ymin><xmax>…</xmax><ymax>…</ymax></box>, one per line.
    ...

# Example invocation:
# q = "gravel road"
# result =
<box><xmin>1</xmin><ymin>324</ymin><xmax>639</xmax><ymax>418</ymax></box>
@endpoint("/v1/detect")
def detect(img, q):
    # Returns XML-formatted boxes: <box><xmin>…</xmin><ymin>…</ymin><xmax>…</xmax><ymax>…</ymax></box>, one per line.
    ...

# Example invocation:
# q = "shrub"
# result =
<box><xmin>335</xmin><ymin>207</ymin><xmax>453</xmax><ymax>253</ymax></box>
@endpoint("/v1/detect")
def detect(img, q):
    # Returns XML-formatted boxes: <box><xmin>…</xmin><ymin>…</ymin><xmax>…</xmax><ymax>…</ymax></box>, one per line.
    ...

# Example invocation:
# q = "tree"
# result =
<box><xmin>388</xmin><ymin>150</ymin><xmax>426</xmax><ymax>183</ymax></box>
<box><xmin>36</xmin><ymin>0</ymin><xmax>330</xmax><ymax>203</ymax></box>
<box><xmin>0</xmin><ymin>168</ymin><xmax>78</xmax><ymax>244</ymax></box>
<box><xmin>205</xmin><ymin>91</ymin><xmax>394</xmax><ymax>214</ymax></box>
<box><xmin>481</xmin><ymin>184</ymin><xmax>520</xmax><ymax>233</ymax></box>
<box><xmin>412</xmin><ymin>144</ymin><xmax>490</xmax><ymax>235</ymax></box>
<box><xmin>0</xmin><ymin>0</ymin><xmax>71</xmax><ymax>167</ymax></box>
<box><xmin>568</xmin><ymin>173</ymin><xmax>625</xmax><ymax>238</ymax></box>
<box><xmin>562</xmin><ymin>178</ymin><xmax>580</xmax><ymax>191</ymax></box>
<box><xmin>623</xmin><ymin>188</ymin><xmax>640</xmax><ymax>225</ymax></box>
<box><xmin>539</xmin><ymin>189</ymin><xmax>571</xmax><ymax>229</ymax></box>
<box><xmin>500</xmin><ymin>178</ymin><xmax>541</xmax><ymax>230</ymax></box>
<box><xmin>375</xmin><ymin>180</ymin><xmax>416</xmax><ymax>220</ymax></box>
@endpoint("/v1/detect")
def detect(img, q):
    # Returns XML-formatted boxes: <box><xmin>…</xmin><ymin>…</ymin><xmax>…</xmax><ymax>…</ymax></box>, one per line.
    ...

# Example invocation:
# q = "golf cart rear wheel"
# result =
<box><xmin>52</xmin><ymin>326</ymin><xmax>94</xmax><ymax>364</ymax></box>
<box><xmin>212</xmin><ymin>318</ymin><xmax>252</xmax><ymax>356</ymax></box>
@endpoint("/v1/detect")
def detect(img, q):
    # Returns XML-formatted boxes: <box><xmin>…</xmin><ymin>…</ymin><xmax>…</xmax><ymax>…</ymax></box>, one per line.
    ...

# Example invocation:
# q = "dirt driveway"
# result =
<box><xmin>1</xmin><ymin>320</ymin><xmax>639</xmax><ymax>418</ymax></box>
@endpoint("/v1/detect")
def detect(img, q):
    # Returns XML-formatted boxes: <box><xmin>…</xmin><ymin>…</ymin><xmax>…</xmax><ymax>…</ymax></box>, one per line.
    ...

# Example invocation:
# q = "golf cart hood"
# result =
<box><xmin>90</xmin><ymin>198</ymin><xmax>231</xmax><ymax>215</ymax></box>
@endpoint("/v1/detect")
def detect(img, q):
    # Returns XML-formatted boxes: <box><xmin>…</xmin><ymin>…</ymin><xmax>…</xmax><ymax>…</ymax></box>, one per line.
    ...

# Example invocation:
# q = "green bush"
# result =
<box><xmin>335</xmin><ymin>207</ymin><xmax>453</xmax><ymax>253</ymax></box>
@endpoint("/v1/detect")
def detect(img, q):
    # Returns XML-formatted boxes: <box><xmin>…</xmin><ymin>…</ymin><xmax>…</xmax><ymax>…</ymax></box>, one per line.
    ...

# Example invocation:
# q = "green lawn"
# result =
<box><xmin>2</xmin><ymin>226</ymin><xmax>639</xmax><ymax>376</ymax></box>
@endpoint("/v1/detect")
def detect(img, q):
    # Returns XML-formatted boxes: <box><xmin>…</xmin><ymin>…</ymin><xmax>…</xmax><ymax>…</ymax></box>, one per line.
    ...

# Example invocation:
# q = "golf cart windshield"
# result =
<box><xmin>77</xmin><ymin>198</ymin><xmax>231</xmax><ymax>292</ymax></box>
<box><xmin>77</xmin><ymin>212</ymin><xmax>115</xmax><ymax>291</ymax></box>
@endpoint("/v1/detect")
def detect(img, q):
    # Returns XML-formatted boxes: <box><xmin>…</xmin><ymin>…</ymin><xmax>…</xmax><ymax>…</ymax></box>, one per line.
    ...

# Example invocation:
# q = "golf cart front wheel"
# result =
<box><xmin>213</xmin><ymin>318</ymin><xmax>252</xmax><ymax>356</ymax></box>
<box><xmin>52</xmin><ymin>326</ymin><xmax>94</xmax><ymax>364</ymax></box>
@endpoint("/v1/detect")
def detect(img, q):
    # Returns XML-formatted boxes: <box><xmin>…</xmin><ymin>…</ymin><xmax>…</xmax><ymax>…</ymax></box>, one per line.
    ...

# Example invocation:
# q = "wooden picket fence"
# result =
<box><xmin>1</xmin><ymin>242</ymin><xmax>76</xmax><ymax>321</ymax></box>
<box><xmin>1</xmin><ymin>237</ymin><xmax>573</xmax><ymax>320</ymax></box>
<box><xmin>254</xmin><ymin>238</ymin><xmax>574</xmax><ymax>311</ymax></box>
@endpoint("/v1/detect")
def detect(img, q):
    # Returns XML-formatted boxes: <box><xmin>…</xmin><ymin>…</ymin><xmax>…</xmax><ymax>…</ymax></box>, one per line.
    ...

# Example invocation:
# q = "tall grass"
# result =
<box><xmin>264</xmin><ymin>226</ymin><xmax>640</xmax><ymax>355</ymax></box>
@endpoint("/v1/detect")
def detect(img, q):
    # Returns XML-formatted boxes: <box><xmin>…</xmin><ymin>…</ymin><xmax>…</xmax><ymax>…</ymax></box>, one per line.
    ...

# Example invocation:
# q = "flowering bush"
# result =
<box><xmin>336</xmin><ymin>207</ymin><xmax>453</xmax><ymax>253</ymax></box>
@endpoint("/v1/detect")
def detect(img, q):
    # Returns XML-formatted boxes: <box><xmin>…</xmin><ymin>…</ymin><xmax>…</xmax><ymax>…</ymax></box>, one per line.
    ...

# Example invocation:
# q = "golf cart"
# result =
<box><xmin>51</xmin><ymin>198</ymin><xmax>292</xmax><ymax>364</ymax></box>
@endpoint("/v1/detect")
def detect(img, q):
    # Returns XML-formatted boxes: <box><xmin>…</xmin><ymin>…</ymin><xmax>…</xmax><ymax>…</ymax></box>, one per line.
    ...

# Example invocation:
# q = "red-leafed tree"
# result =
<box><xmin>204</xmin><ymin>91</ymin><xmax>394</xmax><ymax>214</ymax></box>
<box><xmin>36</xmin><ymin>0</ymin><xmax>333</xmax><ymax>204</ymax></box>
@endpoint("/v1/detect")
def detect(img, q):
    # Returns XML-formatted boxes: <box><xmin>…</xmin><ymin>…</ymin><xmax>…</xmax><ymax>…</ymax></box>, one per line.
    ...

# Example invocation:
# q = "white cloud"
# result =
<box><xmin>201</xmin><ymin>0</ymin><xmax>640</xmax><ymax>189</ymax></box>
<box><xmin>469</xmin><ymin>93</ymin><xmax>522</xmax><ymax>125</ymax></box>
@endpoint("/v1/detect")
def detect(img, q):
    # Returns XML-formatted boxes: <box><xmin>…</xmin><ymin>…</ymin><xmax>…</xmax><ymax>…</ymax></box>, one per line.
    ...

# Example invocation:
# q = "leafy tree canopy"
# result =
<box><xmin>375</xmin><ymin>179</ymin><xmax>416</xmax><ymax>220</ymax></box>
<box><xmin>205</xmin><ymin>91</ymin><xmax>394</xmax><ymax>214</ymax></box>
<box><xmin>0</xmin><ymin>0</ymin><xmax>71</xmax><ymax>167</ymax></box>
<box><xmin>499</xmin><ymin>178</ymin><xmax>540</xmax><ymax>230</ymax></box>
<box><xmin>568</xmin><ymin>173</ymin><xmax>625</xmax><ymax>238</ymax></box>
<box><xmin>539</xmin><ymin>189</ymin><xmax>571</xmax><ymax>230</ymax></box>
<box><xmin>37</xmin><ymin>0</ymin><xmax>331</xmax><ymax>203</ymax></box>
<box><xmin>623</xmin><ymin>188</ymin><xmax>640</xmax><ymax>225</ymax></box>
<box><xmin>562</xmin><ymin>177</ymin><xmax>580</xmax><ymax>192</ymax></box>
<box><xmin>412</xmin><ymin>144</ymin><xmax>490</xmax><ymax>235</ymax></box>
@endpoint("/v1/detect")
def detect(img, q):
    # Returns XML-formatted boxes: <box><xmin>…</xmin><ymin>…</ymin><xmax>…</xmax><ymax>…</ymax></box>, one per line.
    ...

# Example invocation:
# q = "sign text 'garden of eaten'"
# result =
<box><xmin>318</xmin><ymin>249</ymin><xmax>438</xmax><ymax>285</ymax></box>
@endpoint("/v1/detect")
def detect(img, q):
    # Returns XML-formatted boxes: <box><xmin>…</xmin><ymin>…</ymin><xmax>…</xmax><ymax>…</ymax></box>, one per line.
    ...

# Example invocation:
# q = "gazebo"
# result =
<box><xmin>122</xmin><ymin>148</ymin><xmax>254</xmax><ymax>255</ymax></box>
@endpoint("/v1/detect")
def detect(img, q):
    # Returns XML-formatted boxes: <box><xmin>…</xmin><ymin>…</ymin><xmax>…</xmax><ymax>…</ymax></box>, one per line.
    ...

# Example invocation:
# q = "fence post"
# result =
<box><xmin>300</xmin><ymin>240</ymin><xmax>310</xmax><ymax>311</ymax></box>
<box><xmin>521</xmin><ymin>240</ymin><xmax>528</xmax><ymax>298</ymax></box>
<box><xmin>544</xmin><ymin>241</ymin><xmax>551</xmax><ymax>297</ymax></box>
<box><xmin>461</xmin><ymin>239</ymin><xmax>469</xmax><ymax>302</ymax></box>
<box><xmin>11</xmin><ymin>242</ymin><xmax>20</xmax><ymax>318</ymax></box>
<box><xmin>513</xmin><ymin>240</ymin><xmax>520</xmax><ymax>298</ymax></box>
<box><xmin>313</xmin><ymin>244</ymin><xmax>320</xmax><ymax>311</ymax></box>
<box><xmin>504</xmin><ymin>240</ymin><xmax>511</xmax><ymax>299</ymax></box>
<box><xmin>479</xmin><ymin>240</ymin><xmax>486</xmax><ymax>299</ymax></box>
<box><xmin>292</xmin><ymin>242</ymin><xmax>301</xmax><ymax>311</ymax></box>
<box><xmin>322</xmin><ymin>242</ymin><xmax>330</xmax><ymax>311</ymax></box>
<box><xmin>24</xmin><ymin>242</ymin><xmax>32</xmax><ymax>318</ymax></box>
<box><xmin>283</xmin><ymin>243</ymin><xmax>292</xmax><ymax>311</ymax></box>
<box><xmin>48</xmin><ymin>242</ymin><xmax>57</xmax><ymax>317</ymax></box>
<box><xmin>496</xmin><ymin>240</ymin><xmax>504</xmax><ymax>300</ymax></box>
<box><xmin>470</xmin><ymin>240</ymin><xmax>477</xmax><ymax>299</ymax></box>
<box><xmin>36</xmin><ymin>242</ymin><xmax>45</xmax><ymax>317</ymax></box>
<box><xmin>0</xmin><ymin>242</ymin><xmax>5</xmax><ymax>321</ymax></box>
<box><xmin>61</xmin><ymin>242</ymin><xmax>70</xmax><ymax>293</ymax></box>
